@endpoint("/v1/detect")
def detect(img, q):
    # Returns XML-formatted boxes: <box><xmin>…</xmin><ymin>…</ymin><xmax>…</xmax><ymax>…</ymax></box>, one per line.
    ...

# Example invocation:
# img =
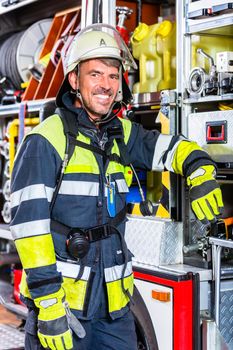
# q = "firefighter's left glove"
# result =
<box><xmin>34</xmin><ymin>288</ymin><xmax>73</xmax><ymax>350</ymax></box>
<box><xmin>187</xmin><ymin>165</ymin><xmax>224</xmax><ymax>224</ymax></box>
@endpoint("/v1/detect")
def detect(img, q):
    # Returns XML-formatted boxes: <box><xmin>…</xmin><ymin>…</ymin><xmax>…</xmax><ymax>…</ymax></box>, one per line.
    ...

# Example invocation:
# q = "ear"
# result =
<box><xmin>68</xmin><ymin>71</ymin><xmax>79</xmax><ymax>90</ymax></box>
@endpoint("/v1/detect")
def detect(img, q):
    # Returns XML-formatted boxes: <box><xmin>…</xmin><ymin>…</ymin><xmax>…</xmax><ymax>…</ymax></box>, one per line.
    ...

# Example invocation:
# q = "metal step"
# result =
<box><xmin>0</xmin><ymin>324</ymin><xmax>24</xmax><ymax>350</ymax></box>
<box><xmin>0</xmin><ymin>280</ymin><xmax>27</xmax><ymax>320</ymax></box>
<box><xmin>0</xmin><ymin>301</ymin><xmax>27</xmax><ymax>320</ymax></box>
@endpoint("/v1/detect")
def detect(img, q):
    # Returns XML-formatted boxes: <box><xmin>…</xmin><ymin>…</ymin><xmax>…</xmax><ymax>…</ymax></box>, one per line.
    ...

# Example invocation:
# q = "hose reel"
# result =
<box><xmin>0</xmin><ymin>19</ymin><xmax>52</xmax><ymax>89</ymax></box>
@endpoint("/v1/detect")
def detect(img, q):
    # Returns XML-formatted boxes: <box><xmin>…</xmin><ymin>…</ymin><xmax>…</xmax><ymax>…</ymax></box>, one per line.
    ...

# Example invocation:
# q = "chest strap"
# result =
<box><xmin>51</xmin><ymin>205</ymin><xmax>127</xmax><ymax>241</ymax></box>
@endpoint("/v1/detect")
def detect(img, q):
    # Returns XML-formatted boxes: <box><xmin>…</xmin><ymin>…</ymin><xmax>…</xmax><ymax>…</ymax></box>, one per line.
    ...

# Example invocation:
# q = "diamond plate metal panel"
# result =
<box><xmin>125</xmin><ymin>216</ymin><xmax>183</xmax><ymax>267</ymax></box>
<box><xmin>188</xmin><ymin>110</ymin><xmax>233</xmax><ymax>163</ymax></box>
<box><xmin>208</xmin><ymin>281</ymin><xmax>233</xmax><ymax>349</ymax></box>
<box><xmin>0</xmin><ymin>324</ymin><xmax>24</xmax><ymax>349</ymax></box>
<box><xmin>219</xmin><ymin>290</ymin><xmax>233</xmax><ymax>349</ymax></box>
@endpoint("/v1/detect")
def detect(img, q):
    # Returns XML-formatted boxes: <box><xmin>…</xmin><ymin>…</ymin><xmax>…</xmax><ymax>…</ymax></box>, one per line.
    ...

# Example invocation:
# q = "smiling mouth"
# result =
<box><xmin>94</xmin><ymin>93</ymin><xmax>112</xmax><ymax>98</ymax></box>
<box><xmin>94</xmin><ymin>94</ymin><xmax>113</xmax><ymax>103</ymax></box>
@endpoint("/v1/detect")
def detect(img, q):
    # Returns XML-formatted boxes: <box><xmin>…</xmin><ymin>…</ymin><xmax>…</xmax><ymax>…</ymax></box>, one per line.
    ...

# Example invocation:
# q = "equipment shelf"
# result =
<box><xmin>0</xmin><ymin>98</ymin><xmax>55</xmax><ymax>117</ymax></box>
<box><xmin>186</xmin><ymin>12</ymin><xmax>233</xmax><ymax>34</ymax></box>
<box><xmin>183</xmin><ymin>93</ymin><xmax>233</xmax><ymax>104</ymax></box>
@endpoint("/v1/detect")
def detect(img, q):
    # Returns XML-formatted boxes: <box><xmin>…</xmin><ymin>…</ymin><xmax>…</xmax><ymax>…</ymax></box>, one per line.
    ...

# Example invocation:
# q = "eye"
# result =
<box><xmin>91</xmin><ymin>72</ymin><xmax>100</xmax><ymax>78</ymax></box>
<box><xmin>110</xmin><ymin>74</ymin><xmax>119</xmax><ymax>80</ymax></box>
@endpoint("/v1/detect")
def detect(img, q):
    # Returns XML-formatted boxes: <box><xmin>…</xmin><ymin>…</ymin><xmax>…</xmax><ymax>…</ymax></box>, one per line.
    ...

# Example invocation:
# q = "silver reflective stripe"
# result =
<box><xmin>104</xmin><ymin>179</ymin><xmax>129</xmax><ymax>197</ymax></box>
<box><xmin>104</xmin><ymin>261</ymin><xmax>132</xmax><ymax>282</ymax></box>
<box><xmin>115</xmin><ymin>179</ymin><xmax>129</xmax><ymax>193</ymax></box>
<box><xmin>10</xmin><ymin>219</ymin><xmax>50</xmax><ymax>240</ymax></box>
<box><xmin>152</xmin><ymin>134</ymin><xmax>173</xmax><ymax>171</ymax></box>
<box><xmin>152</xmin><ymin>135</ymin><xmax>184</xmax><ymax>172</ymax></box>
<box><xmin>163</xmin><ymin>139</ymin><xmax>184</xmax><ymax>171</ymax></box>
<box><xmin>59</xmin><ymin>181</ymin><xmax>99</xmax><ymax>196</ymax></box>
<box><xmin>11</xmin><ymin>184</ymin><xmax>54</xmax><ymax>208</ymax></box>
<box><xmin>56</xmin><ymin>261</ymin><xmax>91</xmax><ymax>280</ymax></box>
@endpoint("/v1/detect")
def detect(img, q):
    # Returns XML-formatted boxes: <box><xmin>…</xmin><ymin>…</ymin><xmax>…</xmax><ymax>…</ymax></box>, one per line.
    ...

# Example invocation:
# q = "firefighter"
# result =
<box><xmin>10</xmin><ymin>24</ymin><xmax>223</xmax><ymax>350</ymax></box>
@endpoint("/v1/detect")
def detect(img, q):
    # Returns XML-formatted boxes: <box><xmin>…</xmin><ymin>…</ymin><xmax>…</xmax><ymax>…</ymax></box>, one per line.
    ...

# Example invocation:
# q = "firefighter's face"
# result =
<box><xmin>68</xmin><ymin>59</ymin><xmax>120</xmax><ymax>121</ymax></box>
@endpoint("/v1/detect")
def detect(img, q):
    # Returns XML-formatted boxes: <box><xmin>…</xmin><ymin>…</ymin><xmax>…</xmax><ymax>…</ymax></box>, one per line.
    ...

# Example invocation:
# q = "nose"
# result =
<box><xmin>99</xmin><ymin>75</ymin><xmax>111</xmax><ymax>90</ymax></box>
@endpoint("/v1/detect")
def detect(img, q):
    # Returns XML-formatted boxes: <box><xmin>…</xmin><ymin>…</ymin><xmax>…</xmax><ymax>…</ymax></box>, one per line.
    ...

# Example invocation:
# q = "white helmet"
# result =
<box><xmin>56</xmin><ymin>23</ymin><xmax>137</xmax><ymax>106</ymax></box>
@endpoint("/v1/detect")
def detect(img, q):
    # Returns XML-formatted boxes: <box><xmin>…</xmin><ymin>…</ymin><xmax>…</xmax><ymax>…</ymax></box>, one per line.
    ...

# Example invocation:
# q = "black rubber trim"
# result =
<box><xmin>28</xmin><ymin>275</ymin><xmax>62</xmax><ymax>290</ymax></box>
<box><xmin>189</xmin><ymin>180</ymin><xmax>219</xmax><ymax>200</ymax></box>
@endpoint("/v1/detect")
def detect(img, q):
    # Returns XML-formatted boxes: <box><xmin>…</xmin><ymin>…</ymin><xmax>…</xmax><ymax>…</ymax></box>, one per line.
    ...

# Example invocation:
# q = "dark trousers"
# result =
<box><xmin>24</xmin><ymin>285</ymin><xmax>137</xmax><ymax>350</ymax></box>
<box><xmin>25</xmin><ymin>309</ymin><xmax>137</xmax><ymax>350</ymax></box>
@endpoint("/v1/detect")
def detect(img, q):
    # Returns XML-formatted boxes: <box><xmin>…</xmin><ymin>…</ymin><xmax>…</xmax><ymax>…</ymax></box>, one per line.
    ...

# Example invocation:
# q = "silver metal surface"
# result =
<box><xmin>186</xmin><ymin>10</ymin><xmax>233</xmax><ymax>34</ymax></box>
<box><xmin>188</xmin><ymin>110</ymin><xmax>233</xmax><ymax>163</ymax></box>
<box><xmin>132</xmin><ymin>92</ymin><xmax>161</xmax><ymax>107</ymax></box>
<box><xmin>0</xmin><ymin>98</ymin><xmax>55</xmax><ymax>117</ymax></box>
<box><xmin>81</xmin><ymin>0</ymin><xmax>116</xmax><ymax>28</ymax></box>
<box><xmin>184</xmin><ymin>93</ymin><xmax>233</xmax><ymax>104</ymax></box>
<box><xmin>217</xmin><ymin>284</ymin><xmax>233</xmax><ymax>349</ymax></box>
<box><xmin>0</xmin><ymin>324</ymin><xmax>25</xmax><ymax>350</ymax></box>
<box><xmin>160</xmin><ymin>263</ymin><xmax>212</xmax><ymax>281</ymax></box>
<box><xmin>210</xmin><ymin>238</ymin><xmax>233</xmax><ymax>328</ymax></box>
<box><xmin>202</xmin><ymin>319</ymin><xmax>229</xmax><ymax>350</ymax></box>
<box><xmin>0</xmin><ymin>0</ymin><xmax>38</xmax><ymax>15</ymax></box>
<box><xmin>187</xmin><ymin>0</ymin><xmax>231</xmax><ymax>13</ymax></box>
<box><xmin>125</xmin><ymin>216</ymin><xmax>183</xmax><ymax>267</ymax></box>
<box><xmin>209</xmin><ymin>237</ymin><xmax>233</xmax><ymax>249</ymax></box>
<box><xmin>0</xmin><ymin>225</ymin><xmax>12</xmax><ymax>240</ymax></box>
<box><xmin>17</xmin><ymin>19</ymin><xmax>52</xmax><ymax>82</ymax></box>
<box><xmin>0</xmin><ymin>280</ymin><xmax>27</xmax><ymax>320</ymax></box>
<box><xmin>212</xmin><ymin>244</ymin><xmax>222</xmax><ymax>326</ymax></box>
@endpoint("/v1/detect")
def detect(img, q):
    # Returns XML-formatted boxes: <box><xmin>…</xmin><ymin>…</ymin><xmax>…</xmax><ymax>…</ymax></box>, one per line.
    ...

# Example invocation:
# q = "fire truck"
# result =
<box><xmin>0</xmin><ymin>0</ymin><xmax>233</xmax><ymax>349</ymax></box>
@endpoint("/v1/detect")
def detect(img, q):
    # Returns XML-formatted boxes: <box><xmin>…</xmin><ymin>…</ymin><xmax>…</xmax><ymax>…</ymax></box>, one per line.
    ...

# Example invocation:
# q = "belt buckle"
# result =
<box><xmin>88</xmin><ymin>224</ymin><xmax>110</xmax><ymax>242</ymax></box>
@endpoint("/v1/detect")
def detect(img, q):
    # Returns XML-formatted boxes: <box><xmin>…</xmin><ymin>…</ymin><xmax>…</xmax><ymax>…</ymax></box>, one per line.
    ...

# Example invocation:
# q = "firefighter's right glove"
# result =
<box><xmin>187</xmin><ymin>165</ymin><xmax>224</xmax><ymax>224</ymax></box>
<box><xmin>34</xmin><ymin>288</ymin><xmax>73</xmax><ymax>350</ymax></box>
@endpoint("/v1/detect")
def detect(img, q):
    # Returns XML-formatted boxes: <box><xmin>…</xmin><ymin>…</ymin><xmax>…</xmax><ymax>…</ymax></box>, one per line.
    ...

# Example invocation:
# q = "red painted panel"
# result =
<box><xmin>134</xmin><ymin>271</ymin><xmax>193</xmax><ymax>350</ymax></box>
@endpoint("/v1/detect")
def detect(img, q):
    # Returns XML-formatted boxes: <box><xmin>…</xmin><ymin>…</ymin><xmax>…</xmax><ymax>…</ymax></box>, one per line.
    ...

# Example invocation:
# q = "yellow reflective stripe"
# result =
<box><xmin>62</xmin><ymin>277</ymin><xmax>88</xmax><ymax>311</ymax></box>
<box><xmin>67</xmin><ymin>133</ymin><xmax>99</xmax><ymax>174</ymax></box>
<box><xmin>107</xmin><ymin>162</ymin><xmax>124</xmax><ymax>174</ymax></box>
<box><xmin>20</xmin><ymin>270</ymin><xmax>31</xmax><ymax>298</ymax></box>
<box><xmin>29</xmin><ymin>114</ymin><xmax>100</xmax><ymax>174</ymax></box>
<box><xmin>14</xmin><ymin>234</ymin><xmax>56</xmax><ymax>269</ymax></box>
<box><xmin>107</xmin><ymin>274</ymin><xmax>134</xmax><ymax>313</ymax></box>
<box><xmin>119</xmin><ymin>118</ymin><xmax>132</xmax><ymax>144</ymax></box>
<box><xmin>65</xmin><ymin>164</ymin><xmax>99</xmax><ymax>174</ymax></box>
<box><xmin>172</xmin><ymin>140</ymin><xmax>204</xmax><ymax>175</ymax></box>
<box><xmin>29</xmin><ymin>114</ymin><xmax>65</xmax><ymax>159</ymax></box>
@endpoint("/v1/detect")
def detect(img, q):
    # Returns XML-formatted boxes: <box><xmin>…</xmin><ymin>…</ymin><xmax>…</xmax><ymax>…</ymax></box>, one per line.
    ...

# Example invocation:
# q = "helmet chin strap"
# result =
<box><xmin>75</xmin><ymin>88</ymin><xmax>121</xmax><ymax>125</ymax></box>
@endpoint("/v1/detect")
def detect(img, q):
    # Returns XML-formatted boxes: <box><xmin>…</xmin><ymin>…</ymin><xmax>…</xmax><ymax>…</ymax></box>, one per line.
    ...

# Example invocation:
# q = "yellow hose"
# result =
<box><xmin>9</xmin><ymin>117</ymin><xmax>39</xmax><ymax>174</ymax></box>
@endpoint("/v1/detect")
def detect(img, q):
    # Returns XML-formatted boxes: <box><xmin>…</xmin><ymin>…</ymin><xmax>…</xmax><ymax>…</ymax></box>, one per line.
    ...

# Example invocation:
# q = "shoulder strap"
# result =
<box><xmin>50</xmin><ymin>109</ymin><xmax>132</xmax><ymax>213</ymax></box>
<box><xmin>50</xmin><ymin>107</ymin><xmax>79</xmax><ymax>213</ymax></box>
<box><xmin>55</xmin><ymin>107</ymin><xmax>79</xmax><ymax>164</ymax></box>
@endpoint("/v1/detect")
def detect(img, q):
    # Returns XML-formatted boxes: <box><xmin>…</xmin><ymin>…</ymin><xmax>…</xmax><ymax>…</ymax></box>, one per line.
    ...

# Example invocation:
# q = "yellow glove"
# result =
<box><xmin>187</xmin><ymin>165</ymin><xmax>224</xmax><ymax>223</ymax></box>
<box><xmin>34</xmin><ymin>288</ymin><xmax>73</xmax><ymax>350</ymax></box>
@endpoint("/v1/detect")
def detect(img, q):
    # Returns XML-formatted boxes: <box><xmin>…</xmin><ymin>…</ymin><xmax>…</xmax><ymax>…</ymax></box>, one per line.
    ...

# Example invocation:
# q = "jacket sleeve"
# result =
<box><xmin>10</xmin><ymin>134</ymin><xmax>62</xmax><ymax>299</ymax></box>
<box><xmin>127</xmin><ymin>122</ymin><xmax>215</xmax><ymax>176</ymax></box>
